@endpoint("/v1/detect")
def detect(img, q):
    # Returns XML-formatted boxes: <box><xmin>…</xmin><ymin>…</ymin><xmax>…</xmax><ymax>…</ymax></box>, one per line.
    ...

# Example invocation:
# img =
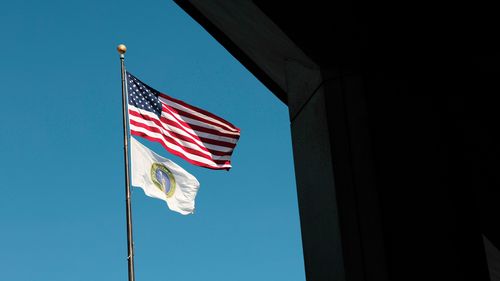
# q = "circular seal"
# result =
<box><xmin>150</xmin><ymin>163</ymin><xmax>176</xmax><ymax>198</ymax></box>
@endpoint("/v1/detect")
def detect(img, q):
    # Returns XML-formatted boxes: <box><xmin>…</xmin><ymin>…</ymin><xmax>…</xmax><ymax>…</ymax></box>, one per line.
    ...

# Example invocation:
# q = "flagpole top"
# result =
<box><xmin>117</xmin><ymin>44</ymin><xmax>127</xmax><ymax>56</ymax></box>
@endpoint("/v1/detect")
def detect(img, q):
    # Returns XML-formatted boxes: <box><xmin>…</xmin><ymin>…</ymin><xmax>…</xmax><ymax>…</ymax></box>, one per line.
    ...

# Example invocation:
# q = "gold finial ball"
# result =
<box><xmin>117</xmin><ymin>44</ymin><xmax>127</xmax><ymax>54</ymax></box>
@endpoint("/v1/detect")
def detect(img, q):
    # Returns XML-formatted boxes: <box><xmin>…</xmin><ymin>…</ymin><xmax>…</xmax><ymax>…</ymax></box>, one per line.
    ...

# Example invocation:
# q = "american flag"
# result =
<box><xmin>126</xmin><ymin>71</ymin><xmax>240</xmax><ymax>170</ymax></box>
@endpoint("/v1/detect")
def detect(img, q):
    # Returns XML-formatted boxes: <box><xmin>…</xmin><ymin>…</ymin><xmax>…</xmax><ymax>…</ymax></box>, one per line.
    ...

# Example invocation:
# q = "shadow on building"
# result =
<box><xmin>174</xmin><ymin>1</ymin><xmax>500</xmax><ymax>280</ymax></box>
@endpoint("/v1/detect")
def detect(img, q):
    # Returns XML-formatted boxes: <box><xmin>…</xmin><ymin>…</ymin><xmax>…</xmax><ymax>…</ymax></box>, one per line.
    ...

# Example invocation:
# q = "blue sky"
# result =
<box><xmin>0</xmin><ymin>1</ymin><xmax>305</xmax><ymax>280</ymax></box>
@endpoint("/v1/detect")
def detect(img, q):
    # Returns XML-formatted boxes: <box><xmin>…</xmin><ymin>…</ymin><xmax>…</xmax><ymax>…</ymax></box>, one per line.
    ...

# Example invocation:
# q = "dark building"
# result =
<box><xmin>174</xmin><ymin>1</ymin><xmax>500</xmax><ymax>280</ymax></box>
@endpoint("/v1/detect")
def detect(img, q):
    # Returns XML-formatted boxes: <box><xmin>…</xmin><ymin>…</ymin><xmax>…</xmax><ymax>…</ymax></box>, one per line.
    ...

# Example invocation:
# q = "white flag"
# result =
<box><xmin>130</xmin><ymin>136</ymin><xmax>200</xmax><ymax>215</ymax></box>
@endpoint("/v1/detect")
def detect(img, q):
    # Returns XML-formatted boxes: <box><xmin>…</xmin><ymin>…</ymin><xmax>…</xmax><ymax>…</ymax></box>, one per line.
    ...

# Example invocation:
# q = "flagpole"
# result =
<box><xmin>117</xmin><ymin>44</ymin><xmax>136</xmax><ymax>281</ymax></box>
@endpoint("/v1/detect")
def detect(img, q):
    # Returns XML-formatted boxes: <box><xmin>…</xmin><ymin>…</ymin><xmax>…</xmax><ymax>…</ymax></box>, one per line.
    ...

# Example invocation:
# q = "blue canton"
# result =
<box><xmin>126</xmin><ymin>72</ymin><xmax>163</xmax><ymax>118</ymax></box>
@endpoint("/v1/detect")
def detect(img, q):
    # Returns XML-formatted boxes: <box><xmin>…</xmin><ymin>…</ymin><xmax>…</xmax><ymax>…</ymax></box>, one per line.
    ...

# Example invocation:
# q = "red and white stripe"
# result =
<box><xmin>128</xmin><ymin>93</ymin><xmax>240</xmax><ymax>170</ymax></box>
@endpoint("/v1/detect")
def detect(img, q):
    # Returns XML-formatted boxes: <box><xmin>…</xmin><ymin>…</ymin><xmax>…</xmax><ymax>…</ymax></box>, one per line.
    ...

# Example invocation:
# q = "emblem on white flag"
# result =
<box><xmin>130</xmin><ymin>136</ymin><xmax>200</xmax><ymax>215</ymax></box>
<box><xmin>151</xmin><ymin>163</ymin><xmax>176</xmax><ymax>198</ymax></box>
